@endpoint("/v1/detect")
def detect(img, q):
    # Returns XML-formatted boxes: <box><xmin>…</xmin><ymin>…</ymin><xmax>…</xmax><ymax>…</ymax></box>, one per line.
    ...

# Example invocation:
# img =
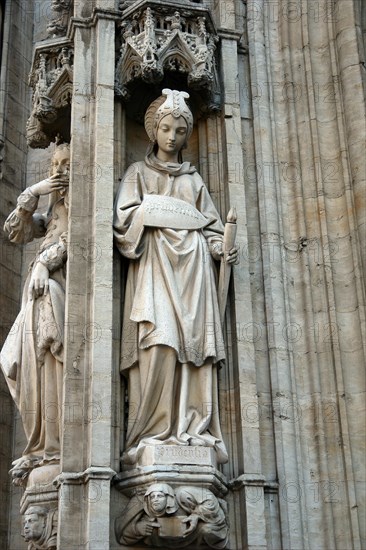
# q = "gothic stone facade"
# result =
<box><xmin>0</xmin><ymin>0</ymin><xmax>365</xmax><ymax>549</ymax></box>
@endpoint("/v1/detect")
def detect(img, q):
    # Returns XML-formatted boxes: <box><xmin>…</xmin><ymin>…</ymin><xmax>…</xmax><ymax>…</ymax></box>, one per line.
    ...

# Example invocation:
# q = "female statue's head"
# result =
<box><xmin>145</xmin><ymin>89</ymin><xmax>193</xmax><ymax>160</ymax></box>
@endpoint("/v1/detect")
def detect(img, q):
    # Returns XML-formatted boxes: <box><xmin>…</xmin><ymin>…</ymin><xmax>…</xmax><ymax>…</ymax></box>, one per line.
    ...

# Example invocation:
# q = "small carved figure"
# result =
<box><xmin>23</xmin><ymin>506</ymin><xmax>57</xmax><ymax>550</ymax></box>
<box><xmin>116</xmin><ymin>483</ymin><xmax>229</xmax><ymax>548</ymax></box>
<box><xmin>0</xmin><ymin>144</ymin><xmax>70</xmax><ymax>482</ymax></box>
<box><xmin>176</xmin><ymin>487</ymin><xmax>229</xmax><ymax>549</ymax></box>
<box><xmin>115</xmin><ymin>483</ymin><xmax>178</xmax><ymax>546</ymax></box>
<box><xmin>114</xmin><ymin>89</ymin><xmax>237</xmax><ymax>465</ymax></box>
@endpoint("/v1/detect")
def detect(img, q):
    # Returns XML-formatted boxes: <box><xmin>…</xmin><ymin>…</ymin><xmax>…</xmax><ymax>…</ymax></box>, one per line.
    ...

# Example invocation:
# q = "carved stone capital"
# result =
<box><xmin>19</xmin><ymin>465</ymin><xmax>60</xmax><ymax>550</ymax></box>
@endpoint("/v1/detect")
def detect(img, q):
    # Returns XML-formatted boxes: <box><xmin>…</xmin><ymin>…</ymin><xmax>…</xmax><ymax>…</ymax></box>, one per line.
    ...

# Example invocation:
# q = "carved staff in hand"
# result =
<box><xmin>218</xmin><ymin>207</ymin><xmax>238</xmax><ymax>325</ymax></box>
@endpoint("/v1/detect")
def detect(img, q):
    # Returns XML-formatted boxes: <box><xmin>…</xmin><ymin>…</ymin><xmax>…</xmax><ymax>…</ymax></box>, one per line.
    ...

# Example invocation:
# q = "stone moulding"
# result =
<box><xmin>114</xmin><ymin>465</ymin><xmax>228</xmax><ymax>499</ymax></box>
<box><xmin>27</xmin><ymin>39</ymin><xmax>73</xmax><ymax>148</ymax></box>
<box><xmin>115</xmin><ymin>0</ymin><xmax>221</xmax><ymax>109</ymax></box>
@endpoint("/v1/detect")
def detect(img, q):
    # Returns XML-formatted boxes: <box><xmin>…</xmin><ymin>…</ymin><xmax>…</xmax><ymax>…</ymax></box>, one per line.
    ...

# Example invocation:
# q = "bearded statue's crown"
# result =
<box><xmin>145</xmin><ymin>89</ymin><xmax>194</xmax><ymax>142</ymax></box>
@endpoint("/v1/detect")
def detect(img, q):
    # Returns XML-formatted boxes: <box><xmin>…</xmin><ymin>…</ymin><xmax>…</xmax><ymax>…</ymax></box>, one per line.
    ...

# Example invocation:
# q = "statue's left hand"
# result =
<box><xmin>28</xmin><ymin>262</ymin><xmax>50</xmax><ymax>300</ymax></box>
<box><xmin>182</xmin><ymin>514</ymin><xmax>199</xmax><ymax>536</ymax></box>
<box><xmin>225</xmin><ymin>246</ymin><xmax>239</xmax><ymax>264</ymax></box>
<box><xmin>211</xmin><ymin>243</ymin><xmax>239</xmax><ymax>264</ymax></box>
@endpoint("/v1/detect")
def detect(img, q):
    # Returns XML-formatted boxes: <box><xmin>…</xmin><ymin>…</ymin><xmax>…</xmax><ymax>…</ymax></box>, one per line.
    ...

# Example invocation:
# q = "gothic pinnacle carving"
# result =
<box><xmin>115</xmin><ymin>1</ymin><xmax>221</xmax><ymax>109</ymax></box>
<box><xmin>27</xmin><ymin>43</ymin><xmax>73</xmax><ymax>148</ymax></box>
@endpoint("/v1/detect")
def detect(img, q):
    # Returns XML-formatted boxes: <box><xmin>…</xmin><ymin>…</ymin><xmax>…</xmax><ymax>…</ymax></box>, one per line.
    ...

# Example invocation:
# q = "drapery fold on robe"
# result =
<box><xmin>114</xmin><ymin>154</ymin><xmax>228</xmax><ymax>464</ymax></box>
<box><xmin>113</xmin><ymin>154</ymin><xmax>225</xmax><ymax>370</ymax></box>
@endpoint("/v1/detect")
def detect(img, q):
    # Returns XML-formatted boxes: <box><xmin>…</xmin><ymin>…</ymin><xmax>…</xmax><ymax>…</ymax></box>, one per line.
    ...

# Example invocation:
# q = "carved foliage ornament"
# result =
<box><xmin>27</xmin><ymin>43</ymin><xmax>73</xmax><ymax>148</ymax></box>
<box><xmin>116</xmin><ymin>484</ymin><xmax>229</xmax><ymax>549</ymax></box>
<box><xmin>115</xmin><ymin>2</ymin><xmax>220</xmax><ymax>105</ymax></box>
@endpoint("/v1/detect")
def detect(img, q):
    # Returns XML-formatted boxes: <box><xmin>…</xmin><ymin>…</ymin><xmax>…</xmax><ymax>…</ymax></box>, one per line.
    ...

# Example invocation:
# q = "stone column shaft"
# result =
<box><xmin>58</xmin><ymin>5</ymin><xmax>117</xmax><ymax>549</ymax></box>
<box><xmin>220</xmin><ymin>31</ymin><xmax>267</xmax><ymax>550</ymax></box>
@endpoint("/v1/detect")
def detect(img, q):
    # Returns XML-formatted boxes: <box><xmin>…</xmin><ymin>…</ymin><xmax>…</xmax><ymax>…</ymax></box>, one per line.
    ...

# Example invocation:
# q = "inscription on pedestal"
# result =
<box><xmin>136</xmin><ymin>445</ymin><xmax>217</xmax><ymax>467</ymax></box>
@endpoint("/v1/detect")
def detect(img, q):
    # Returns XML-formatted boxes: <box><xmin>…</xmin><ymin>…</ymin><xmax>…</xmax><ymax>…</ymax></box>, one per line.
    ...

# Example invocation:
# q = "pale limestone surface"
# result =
<box><xmin>113</xmin><ymin>91</ymin><xmax>235</xmax><ymax>474</ymax></box>
<box><xmin>1</xmin><ymin>146</ymin><xmax>70</xmax><ymax>485</ymax></box>
<box><xmin>113</xmin><ymin>91</ymin><xmax>233</xmax><ymax>546</ymax></box>
<box><xmin>116</xmin><ymin>483</ymin><xmax>229</xmax><ymax>548</ymax></box>
<box><xmin>1</xmin><ymin>0</ymin><xmax>365</xmax><ymax>549</ymax></box>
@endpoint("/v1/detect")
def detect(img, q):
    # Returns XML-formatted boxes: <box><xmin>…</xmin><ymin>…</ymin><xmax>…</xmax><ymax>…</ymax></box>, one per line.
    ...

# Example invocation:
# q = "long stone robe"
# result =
<box><xmin>0</xmin><ymin>189</ymin><xmax>67</xmax><ymax>469</ymax></box>
<box><xmin>113</xmin><ymin>154</ymin><xmax>228</xmax><ymax>464</ymax></box>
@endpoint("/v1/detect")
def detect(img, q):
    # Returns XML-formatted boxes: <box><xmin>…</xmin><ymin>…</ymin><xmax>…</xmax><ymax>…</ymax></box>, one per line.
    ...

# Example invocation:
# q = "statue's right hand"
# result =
<box><xmin>30</xmin><ymin>173</ymin><xmax>69</xmax><ymax>197</ymax></box>
<box><xmin>28</xmin><ymin>262</ymin><xmax>50</xmax><ymax>300</ymax></box>
<box><xmin>136</xmin><ymin>519</ymin><xmax>160</xmax><ymax>536</ymax></box>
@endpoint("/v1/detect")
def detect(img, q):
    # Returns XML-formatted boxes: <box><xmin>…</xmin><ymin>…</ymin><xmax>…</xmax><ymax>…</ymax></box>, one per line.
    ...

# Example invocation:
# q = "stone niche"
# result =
<box><xmin>25</xmin><ymin>1</ymin><xmax>74</xmax><ymax>149</ymax></box>
<box><xmin>113</xmin><ymin>5</ymin><xmax>231</xmax><ymax>550</ymax></box>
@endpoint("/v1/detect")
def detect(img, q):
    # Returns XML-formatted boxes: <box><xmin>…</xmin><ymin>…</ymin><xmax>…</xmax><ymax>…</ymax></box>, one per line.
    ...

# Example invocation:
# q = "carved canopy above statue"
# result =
<box><xmin>27</xmin><ymin>39</ymin><xmax>73</xmax><ymax>148</ymax></box>
<box><xmin>115</xmin><ymin>0</ymin><xmax>221</xmax><ymax>111</ymax></box>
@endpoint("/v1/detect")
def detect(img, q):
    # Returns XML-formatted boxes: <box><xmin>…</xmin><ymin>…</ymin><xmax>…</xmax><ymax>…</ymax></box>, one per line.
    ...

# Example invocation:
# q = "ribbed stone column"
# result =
<box><xmin>247</xmin><ymin>1</ymin><xmax>366</xmax><ymax>548</ymax></box>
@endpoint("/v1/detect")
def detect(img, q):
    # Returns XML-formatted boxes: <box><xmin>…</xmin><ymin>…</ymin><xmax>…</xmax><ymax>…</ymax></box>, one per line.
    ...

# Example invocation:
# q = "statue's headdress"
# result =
<box><xmin>144</xmin><ymin>89</ymin><xmax>194</xmax><ymax>143</ymax></box>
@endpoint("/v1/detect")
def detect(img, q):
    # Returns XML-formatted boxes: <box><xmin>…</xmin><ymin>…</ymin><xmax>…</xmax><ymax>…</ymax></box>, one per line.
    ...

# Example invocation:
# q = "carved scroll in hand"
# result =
<box><xmin>143</xmin><ymin>194</ymin><xmax>208</xmax><ymax>230</ymax></box>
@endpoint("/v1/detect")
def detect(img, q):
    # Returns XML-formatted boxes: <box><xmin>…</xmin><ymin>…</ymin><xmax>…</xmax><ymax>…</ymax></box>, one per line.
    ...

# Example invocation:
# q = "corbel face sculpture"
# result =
<box><xmin>115</xmin><ymin>483</ymin><xmax>229</xmax><ymax>548</ymax></box>
<box><xmin>113</xmin><ymin>89</ymin><xmax>237</xmax><ymax>466</ymax></box>
<box><xmin>0</xmin><ymin>144</ymin><xmax>70</xmax><ymax>483</ymax></box>
<box><xmin>23</xmin><ymin>506</ymin><xmax>57</xmax><ymax>550</ymax></box>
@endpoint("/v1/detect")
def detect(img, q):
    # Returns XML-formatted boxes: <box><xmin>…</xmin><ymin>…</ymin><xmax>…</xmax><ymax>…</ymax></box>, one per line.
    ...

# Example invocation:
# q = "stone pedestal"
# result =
<box><xmin>20</xmin><ymin>465</ymin><xmax>60</xmax><ymax>513</ymax></box>
<box><xmin>115</xmin><ymin>446</ymin><xmax>229</xmax><ymax>549</ymax></box>
<box><xmin>19</xmin><ymin>465</ymin><xmax>60</xmax><ymax>550</ymax></box>
<box><xmin>116</xmin><ymin>445</ymin><xmax>227</xmax><ymax>498</ymax></box>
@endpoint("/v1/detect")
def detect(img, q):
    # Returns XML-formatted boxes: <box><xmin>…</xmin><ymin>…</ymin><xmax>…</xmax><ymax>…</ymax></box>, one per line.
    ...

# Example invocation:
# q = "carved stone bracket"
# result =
<box><xmin>47</xmin><ymin>0</ymin><xmax>74</xmax><ymax>38</ymax></box>
<box><xmin>115</xmin><ymin>0</ymin><xmax>221</xmax><ymax>111</ymax></box>
<box><xmin>22</xmin><ymin>506</ymin><xmax>58</xmax><ymax>550</ymax></box>
<box><xmin>27</xmin><ymin>39</ymin><xmax>73</xmax><ymax>148</ymax></box>
<box><xmin>114</xmin><ymin>445</ymin><xmax>229</xmax><ymax>547</ymax></box>
<box><xmin>19</xmin><ymin>465</ymin><xmax>60</xmax><ymax>550</ymax></box>
<box><xmin>115</xmin><ymin>483</ymin><xmax>229</xmax><ymax>549</ymax></box>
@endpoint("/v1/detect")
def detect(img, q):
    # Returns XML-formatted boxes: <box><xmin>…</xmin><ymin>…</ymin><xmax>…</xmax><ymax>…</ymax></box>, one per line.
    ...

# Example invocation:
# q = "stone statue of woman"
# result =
<box><xmin>113</xmin><ymin>89</ymin><xmax>237</xmax><ymax>465</ymax></box>
<box><xmin>0</xmin><ymin>143</ymin><xmax>70</xmax><ymax>481</ymax></box>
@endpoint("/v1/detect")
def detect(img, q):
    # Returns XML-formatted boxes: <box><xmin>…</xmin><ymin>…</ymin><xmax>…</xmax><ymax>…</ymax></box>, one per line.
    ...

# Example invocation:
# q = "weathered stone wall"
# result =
<box><xmin>0</xmin><ymin>1</ymin><xmax>33</xmax><ymax>548</ymax></box>
<box><xmin>246</xmin><ymin>0</ymin><xmax>366</xmax><ymax>547</ymax></box>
